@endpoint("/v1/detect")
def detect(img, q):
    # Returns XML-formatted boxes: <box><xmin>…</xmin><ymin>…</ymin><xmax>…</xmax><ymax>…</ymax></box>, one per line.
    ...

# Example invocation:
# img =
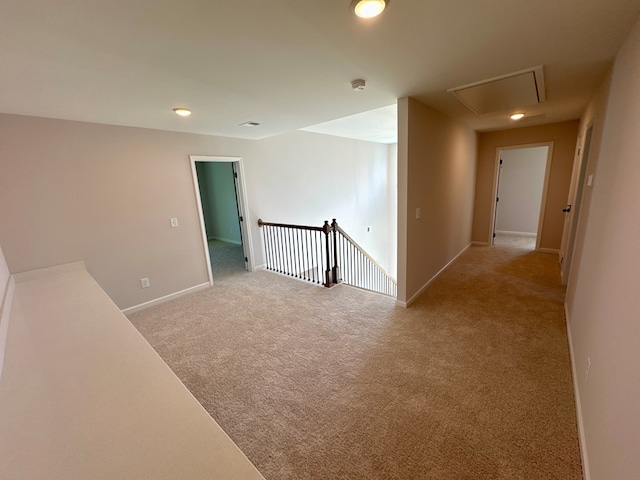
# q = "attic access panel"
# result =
<box><xmin>448</xmin><ymin>66</ymin><xmax>546</xmax><ymax>115</ymax></box>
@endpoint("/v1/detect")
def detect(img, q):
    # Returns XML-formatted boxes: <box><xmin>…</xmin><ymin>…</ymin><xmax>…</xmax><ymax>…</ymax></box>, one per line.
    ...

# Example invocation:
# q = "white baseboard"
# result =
<box><xmin>254</xmin><ymin>264</ymin><xmax>267</xmax><ymax>271</ymax></box>
<box><xmin>122</xmin><ymin>282</ymin><xmax>211</xmax><ymax>315</ymax></box>
<box><xmin>564</xmin><ymin>303</ymin><xmax>591</xmax><ymax>480</ymax></box>
<box><xmin>495</xmin><ymin>230</ymin><xmax>537</xmax><ymax>237</ymax></box>
<box><xmin>396</xmin><ymin>243</ymin><xmax>471</xmax><ymax>308</ymax></box>
<box><xmin>209</xmin><ymin>236</ymin><xmax>242</xmax><ymax>246</ymax></box>
<box><xmin>538</xmin><ymin>247</ymin><xmax>560</xmax><ymax>254</ymax></box>
<box><xmin>471</xmin><ymin>241</ymin><xmax>490</xmax><ymax>246</ymax></box>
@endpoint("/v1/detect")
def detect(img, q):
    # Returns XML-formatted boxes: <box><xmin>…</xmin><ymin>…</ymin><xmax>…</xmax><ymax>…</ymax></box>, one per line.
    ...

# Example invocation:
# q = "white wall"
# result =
<box><xmin>566</xmin><ymin>15</ymin><xmax>640</xmax><ymax>480</ymax></box>
<box><xmin>244</xmin><ymin>130</ymin><xmax>397</xmax><ymax>276</ymax></box>
<box><xmin>0</xmin><ymin>114</ymin><xmax>397</xmax><ymax>309</ymax></box>
<box><xmin>496</xmin><ymin>146</ymin><xmax>548</xmax><ymax>234</ymax></box>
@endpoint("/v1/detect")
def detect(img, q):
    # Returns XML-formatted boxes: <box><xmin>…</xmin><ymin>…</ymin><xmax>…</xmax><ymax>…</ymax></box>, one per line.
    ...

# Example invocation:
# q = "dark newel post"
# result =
<box><xmin>322</xmin><ymin>220</ymin><xmax>333</xmax><ymax>287</ymax></box>
<box><xmin>331</xmin><ymin>219</ymin><xmax>341</xmax><ymax>285</ymax></box>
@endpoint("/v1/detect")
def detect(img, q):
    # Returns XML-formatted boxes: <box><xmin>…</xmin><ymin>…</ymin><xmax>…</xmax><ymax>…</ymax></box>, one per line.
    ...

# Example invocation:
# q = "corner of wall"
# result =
<box><xmin>396</xmin><ymin>98</ymin><xmax>410</xmax><ymax>304</ymax></box>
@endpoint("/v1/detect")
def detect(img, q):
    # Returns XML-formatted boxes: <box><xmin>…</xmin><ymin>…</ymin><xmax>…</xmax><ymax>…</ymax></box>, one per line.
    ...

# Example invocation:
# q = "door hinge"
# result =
<box><xmin>499</xmin><ymin>159</ymin><xmax>503</xmax><ymax>165</ymax></box>
<box><xmin>234</xmin><ymin>172</ymin><xmax>238</xmax><ymax>178</ymax></box>
<box><xmin>239</xmin><ymin>215</ymin><xmax>243</xmax><ymax>222</ymax></box>
<box><xmin>496</xmin><ymin>197</ymin><xmax>499</xmax><ymax>202</ymax></box>
<box><xmin>244</xmin><ymin>257</ymin><xmax>248</xmax><ymax>262</ymax></box>
<box><xmin>493</xmin><ymin>232</ymin><xmax>496</xmax><ymax>238</ymax></box>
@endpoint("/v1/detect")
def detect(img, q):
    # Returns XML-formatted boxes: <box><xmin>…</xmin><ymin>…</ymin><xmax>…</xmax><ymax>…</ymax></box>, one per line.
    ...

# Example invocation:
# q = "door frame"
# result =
<box><xmin>489</xmin><ymin>142</ymin><xmax>554</xmax><ymax>250</ymax></box>
<box><xmin>189</xmin><ymin>155</ymin><xmax>255</xmax><ymax>285</ymax></box>
<box><xmin>559</xmin><ymin>123</ymin><xmax>593</xmax><ymax>284</ymax></box>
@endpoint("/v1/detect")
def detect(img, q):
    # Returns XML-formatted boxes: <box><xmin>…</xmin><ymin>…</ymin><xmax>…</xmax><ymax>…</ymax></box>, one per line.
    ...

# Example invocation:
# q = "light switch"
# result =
<box><xmin>586</xmin><ymin>175</ymin><xmax>594</xmax><ymax>186</ymax></box>
<box><xmin>170</xmin><ymin>217</ymin><xmax>179</xmax><ymax>227</ymax></box>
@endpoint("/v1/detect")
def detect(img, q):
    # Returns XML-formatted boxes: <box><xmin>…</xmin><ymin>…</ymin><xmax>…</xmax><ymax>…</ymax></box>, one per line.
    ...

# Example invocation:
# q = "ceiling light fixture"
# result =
<box><xmin>510</xmin><ymin>113</ymin><xmax>525</xmax><ymax>120</ymax></box>
<box><xmin>173</xmin><ymin>108</ymin><xmax>192</xmax><ymax>117</ymax></box>
<box><xmin>351</xmin><ymin>0</ymin><xmax>388</xmax><ymax>18</ymax></box>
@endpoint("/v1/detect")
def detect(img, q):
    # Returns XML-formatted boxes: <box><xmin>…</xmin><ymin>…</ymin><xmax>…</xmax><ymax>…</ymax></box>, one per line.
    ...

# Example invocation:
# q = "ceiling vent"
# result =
<box><xmin>448</xmin><ymin>66</ymin><xmax>546</xmax><ymax>115</ymax></box>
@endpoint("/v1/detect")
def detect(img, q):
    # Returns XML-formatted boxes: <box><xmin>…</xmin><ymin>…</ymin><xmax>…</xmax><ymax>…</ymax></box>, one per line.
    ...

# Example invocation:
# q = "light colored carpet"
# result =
<box><xmin>128</xmin><ymin>245</ymin><xmax>583</xmax><ymax>479</ymax></box>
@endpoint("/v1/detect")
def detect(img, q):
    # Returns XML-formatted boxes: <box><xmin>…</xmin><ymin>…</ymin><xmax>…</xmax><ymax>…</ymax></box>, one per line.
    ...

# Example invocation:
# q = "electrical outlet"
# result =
<box><xmin>170</xmin><ymin>217</ymin><xmax>179</xmax><ymax>228</ymax></box>
<box><xmin>140</xmin><ymin>277</ymin><xmax>150</xmax><ymax>288</ymax></box>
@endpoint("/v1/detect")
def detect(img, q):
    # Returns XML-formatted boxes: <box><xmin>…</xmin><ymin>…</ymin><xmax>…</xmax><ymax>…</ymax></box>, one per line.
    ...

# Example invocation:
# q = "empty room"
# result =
<box><xmin>1</xmin><ymin>1</ymin><xmax>640</xmax><ymax>479</ymax></box>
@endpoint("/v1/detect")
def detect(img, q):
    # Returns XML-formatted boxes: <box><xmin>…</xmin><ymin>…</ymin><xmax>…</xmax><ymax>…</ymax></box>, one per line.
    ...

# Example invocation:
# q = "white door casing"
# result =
<box><xmin>189</xmin><ymin>155</ymin><xmax>255</xmax><ymax>286</ymax></box>
<box><xmin>490</xmin><ymin>142</ymin><xmax>554</xmax><ymax>249</ymax></box>
<box><xmin>559</xmin><ymin>125</ymin><xmax>593</xmax><ymax>284</ymax></box>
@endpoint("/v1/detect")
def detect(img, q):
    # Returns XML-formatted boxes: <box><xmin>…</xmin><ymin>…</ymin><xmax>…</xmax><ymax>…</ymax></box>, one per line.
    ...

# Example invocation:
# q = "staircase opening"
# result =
<box><xmin>258</xmin><ymin>218</ymin><xmax>397</xmax><ymax>298</ymax></box>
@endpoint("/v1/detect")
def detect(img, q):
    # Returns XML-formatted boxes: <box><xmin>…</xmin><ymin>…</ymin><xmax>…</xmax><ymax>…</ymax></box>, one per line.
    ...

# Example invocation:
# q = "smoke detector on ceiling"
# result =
<box><xmin>351</xmin><ymin>79</ymin><xmax>366</xmax><ymax>91</ymax></box>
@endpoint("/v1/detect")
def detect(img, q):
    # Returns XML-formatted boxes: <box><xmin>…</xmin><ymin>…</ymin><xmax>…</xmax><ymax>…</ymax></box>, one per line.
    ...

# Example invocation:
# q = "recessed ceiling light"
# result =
<box><xmin>351</xmin><ymin>0</ymin><xmax>388</xmax><ymax>18</ymax></box>
<box><xmin>239</xmin><ymin>121</ymin><xmax>261</xmax><ymax>127</ymax></box>
<box><xmin>510</xmin><ymin>113</ymin><xmax>525</xmax><ymax>120</ymax></box>
<box><xmin>173</xmin><ymin>108</ymin><xmax>192</xmax><ymax>117</ymax></box>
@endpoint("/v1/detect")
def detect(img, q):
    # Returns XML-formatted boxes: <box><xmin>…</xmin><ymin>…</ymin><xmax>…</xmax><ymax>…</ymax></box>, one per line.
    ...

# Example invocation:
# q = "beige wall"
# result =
<box><xmin>397</xmin><ymin>97</ymin><xmax>477</xmax><ymax>305</ymax></box>
<box><xmin>565</xmin><ymin>16</ymin><xmax>640</xmax><ymax>480</ymax></box>
<box><xmin>0</xmin><ymin>114</ymin><xmax>252</xmax><ymax>309</ymax></box>
<box><xmin>472</xmin><ymin>121</ymin><xmax>579</xmax><ymax>249</ymax></box>
<box><xmin>0</xmin><ymin>114</ymin><xmax>396</xmax><ymax>309</ymax></box>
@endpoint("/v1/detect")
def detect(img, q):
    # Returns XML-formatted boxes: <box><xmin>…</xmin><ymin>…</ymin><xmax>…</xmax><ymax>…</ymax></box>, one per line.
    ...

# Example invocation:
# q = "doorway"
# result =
<box><xmin>190</xmin><ymin>155</ymin><xmax>254</xmax><ymax>285</ymax></box>
<box><xmin>491</xmin><ymin>144</ymin><xmax>553</xmax><ymax>250</ymax></box>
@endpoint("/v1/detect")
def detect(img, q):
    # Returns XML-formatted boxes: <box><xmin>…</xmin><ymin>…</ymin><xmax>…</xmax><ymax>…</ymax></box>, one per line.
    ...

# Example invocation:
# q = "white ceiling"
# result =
<box><xmin>302</xmin><ymin>104</ymin><xmax>397</xmax><ymax>144</ymax></box>
<box><xmin>1</xmin><ymin>0</ymin><xmax>639</xmax><ymax>142</ymax></box>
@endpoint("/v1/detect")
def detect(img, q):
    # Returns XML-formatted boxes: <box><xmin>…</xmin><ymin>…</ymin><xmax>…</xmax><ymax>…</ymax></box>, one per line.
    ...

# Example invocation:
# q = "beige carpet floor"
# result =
<box><xmin>128</xmin><ymin>245</ymin><xmax>583</xmax><ymax>479</ymax></box>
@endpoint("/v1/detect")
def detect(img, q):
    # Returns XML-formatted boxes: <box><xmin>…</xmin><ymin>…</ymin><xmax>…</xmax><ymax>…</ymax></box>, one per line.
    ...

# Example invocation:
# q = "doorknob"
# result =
<box><xmin>562</xmin><ymin>205</ymin><xmax>572</xmax><ymax>213</ymax></box>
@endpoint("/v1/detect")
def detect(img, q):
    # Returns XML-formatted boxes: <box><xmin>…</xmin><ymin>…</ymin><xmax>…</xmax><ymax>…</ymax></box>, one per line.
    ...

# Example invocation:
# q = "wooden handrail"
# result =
<box><xmin>258</xmin><ymin>219</ymin><xmax>324</xmax><ymax>232</ymax></box>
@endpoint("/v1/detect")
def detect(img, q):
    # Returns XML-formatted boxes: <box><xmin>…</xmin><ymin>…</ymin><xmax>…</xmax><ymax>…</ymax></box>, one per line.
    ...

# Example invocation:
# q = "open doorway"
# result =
<box><xmin>491</xmin><ymin>144</ymin><xmax>553</xmax><ymax>250</ymax></box>
<box><xmin>189</xmin><ymin>155</ymin><xmax>254</xmax><ymax>284</ymax></box>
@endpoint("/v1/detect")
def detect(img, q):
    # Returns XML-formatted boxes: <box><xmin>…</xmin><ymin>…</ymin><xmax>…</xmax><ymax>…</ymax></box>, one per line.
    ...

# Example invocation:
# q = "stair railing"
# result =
<box><xmin>257</xmin><ymin>219</ymin><xmax>334</xmax><ymax>287</ymax></box>
<box><xmin>258</xmin><ymin>218</ymin><xmax>397</xmax><ymax>297</ymax></box>
<box><xmin>331</xmin><ymin>220</ymin><xmax>397</xmax><ymax>297</ymax></box>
